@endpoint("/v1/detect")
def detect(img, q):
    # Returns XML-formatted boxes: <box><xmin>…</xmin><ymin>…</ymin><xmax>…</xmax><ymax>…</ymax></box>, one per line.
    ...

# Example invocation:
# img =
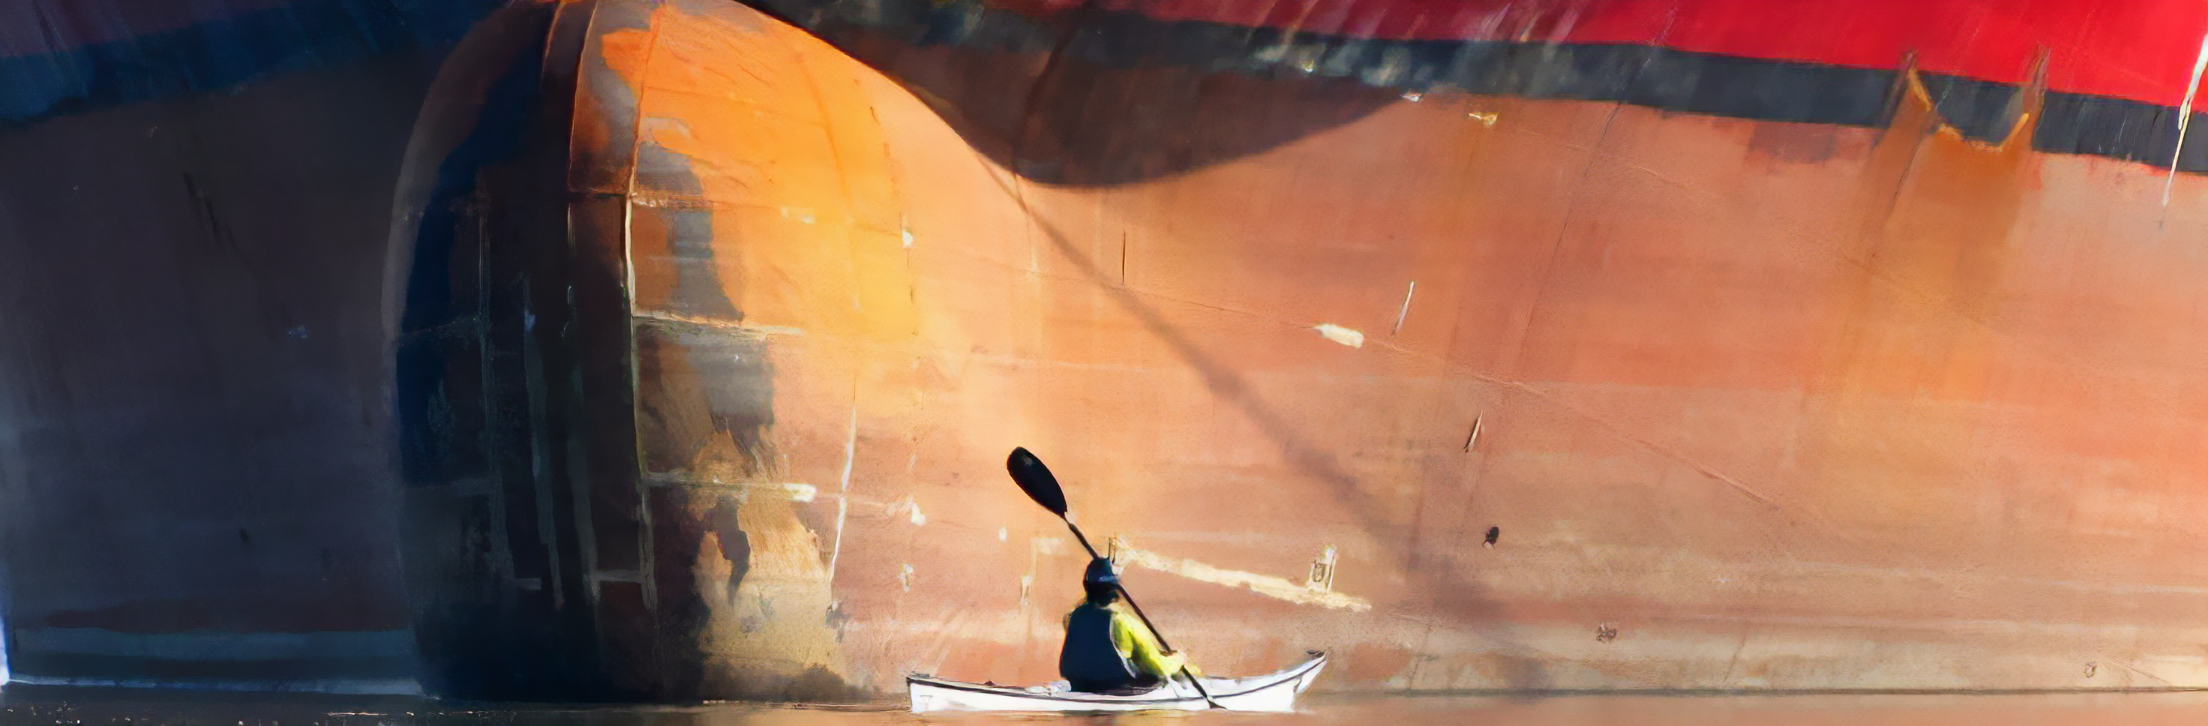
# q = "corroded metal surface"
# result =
<box><xmin>386</xmin><ymin>0</ymin><xmax>2208</xmax><ymax>700</ymax></box>
<box><xmin>12</xmin><ymin>0</ymin><xmax>2208</xmax><ymax>702</ymax></box>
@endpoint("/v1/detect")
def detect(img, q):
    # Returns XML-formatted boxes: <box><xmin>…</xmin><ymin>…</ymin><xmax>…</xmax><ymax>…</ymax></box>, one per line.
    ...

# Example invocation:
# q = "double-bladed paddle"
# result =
<box><xmin>1007</xmin><ymin>447</ymin><xmax>1220</xmax><ymax>708</ymax></box>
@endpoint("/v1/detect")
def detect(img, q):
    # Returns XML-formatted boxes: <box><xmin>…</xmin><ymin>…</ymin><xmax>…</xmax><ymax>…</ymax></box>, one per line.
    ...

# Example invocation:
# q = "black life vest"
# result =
<box><xmin>1060</xmin><ymin>603</ymin><xmax>1141</xmax><ymax>693</ymax></box>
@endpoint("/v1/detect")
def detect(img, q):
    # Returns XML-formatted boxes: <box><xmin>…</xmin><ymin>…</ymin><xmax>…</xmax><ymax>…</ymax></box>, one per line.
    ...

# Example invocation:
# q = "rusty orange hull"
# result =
<box><xmin>385</xmin><ymin>0</ymin><xmax>2208</xmax><ymax>700</ymax></box>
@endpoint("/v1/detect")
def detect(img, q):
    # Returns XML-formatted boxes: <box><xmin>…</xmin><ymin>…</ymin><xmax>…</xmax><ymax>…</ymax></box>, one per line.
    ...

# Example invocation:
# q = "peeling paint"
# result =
<box><xmin>1113</xmin><ymin>545</ymin><xmax>1372</xmax><ymax>611</ymax></box>
<box><xmin>1313</xmin><ymin>323</ymin><xmax>1365</xmax><ymax>348</ymax></box>
<box><xmin>890</xmin><ymin>495</ymin><xmax>926</xmax><ymax>526</ymax></box>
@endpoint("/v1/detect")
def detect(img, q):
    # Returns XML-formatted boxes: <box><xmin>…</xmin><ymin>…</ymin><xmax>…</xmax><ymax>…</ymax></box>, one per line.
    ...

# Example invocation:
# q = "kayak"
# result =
<box><xmin>908</xmin><ymin>651</ymin><xmax>1327</xmax><ymax>713</ymax></box>
<box><xmin>907</xmin><ymin>651</ymin><xmax>1327</xmax><ymax>713</ymax></box>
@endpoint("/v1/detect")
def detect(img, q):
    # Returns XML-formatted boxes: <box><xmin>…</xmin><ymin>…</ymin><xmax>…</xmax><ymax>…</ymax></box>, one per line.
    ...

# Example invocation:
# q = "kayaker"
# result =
<box><xmin>1060</xmin><ymin>557</ymin><xmax>1202</xmax><ymax>694</ymax></box>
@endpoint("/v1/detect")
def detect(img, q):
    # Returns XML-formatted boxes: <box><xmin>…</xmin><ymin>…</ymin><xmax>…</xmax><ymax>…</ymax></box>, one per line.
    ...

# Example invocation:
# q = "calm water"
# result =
<box><xmin>5</xmin><ymin>689</ymin><xmax>2208</xmax><ymax>726</ymax></box>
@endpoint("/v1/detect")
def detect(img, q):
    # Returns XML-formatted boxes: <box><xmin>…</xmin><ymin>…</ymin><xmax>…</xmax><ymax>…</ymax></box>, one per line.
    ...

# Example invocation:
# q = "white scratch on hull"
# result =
<box><xmin>2165</xmin><ymin>31</ymin><xmax>2208</xmax><ymax>209</ymax></box>
<box><xmin>1391</xmin><ymin>281</ymin><xmax>1416</xmax><ymax>335</ymax></box>
<box><xmin>825</xmin><ymin>405</ymin><xmax>858</xmax><ymax>586</ymax></box>
<box><xmin>636</xmin><ymin>474</ymin><xmax>824</xmax><ymax>504</ymax></box>
<box><xmin>632</xmin><ymin>309</ymin><xmax>805</xmax><ymax>337</ymax></box>
<box><xmin>1114</xmin><ymin>547</ymin><xmax>1372</xmax><ymax>611</ymax></box>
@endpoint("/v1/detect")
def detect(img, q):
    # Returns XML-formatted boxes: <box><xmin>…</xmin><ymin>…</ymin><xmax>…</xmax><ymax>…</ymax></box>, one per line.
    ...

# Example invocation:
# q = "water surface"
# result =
<box><xmin>6</xmin><ymin>688</ymin><xmax>2208</xmax><ymax>726</ymax></box>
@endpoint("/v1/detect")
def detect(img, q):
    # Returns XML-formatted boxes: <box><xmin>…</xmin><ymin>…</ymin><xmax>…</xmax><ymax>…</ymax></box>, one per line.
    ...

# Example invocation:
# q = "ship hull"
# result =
<box><xmin>0</xmin><ymin>0</ymin><xmax>505</xmax><ymax>691</ymax></box>
<box><xmin>389</xmin><ymin>0</ymin><xmax>2208</xmax><ymax>698</ymax></box>
<box><xmin>9</xmin><ymin>0</ymin><xmax>2208</xmax><ymax>700</ymax></box>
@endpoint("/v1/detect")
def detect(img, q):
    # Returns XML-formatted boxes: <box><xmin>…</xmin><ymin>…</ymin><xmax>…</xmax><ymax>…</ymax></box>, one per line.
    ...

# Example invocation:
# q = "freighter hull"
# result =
<box><xmin>0</xmin><ymin>0</ymin><xmax>505</xmax><ymax>689</ymax></box>
<box><xmin>9</xmin><ymin>0</ymin><xmax>2208</xmax><ymax>701</ymax></box>
<box><xmin>387</xmin><ymin>0</ymin><xmax>2208</xmax><ymax>698</ymax></box>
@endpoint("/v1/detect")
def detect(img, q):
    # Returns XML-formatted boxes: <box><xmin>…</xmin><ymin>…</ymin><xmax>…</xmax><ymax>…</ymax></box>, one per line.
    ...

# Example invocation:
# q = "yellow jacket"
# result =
<box><xmin>1069</xmin><ymin>601</ymin><xmax>1203</xmax><ymax>679</ymax></box>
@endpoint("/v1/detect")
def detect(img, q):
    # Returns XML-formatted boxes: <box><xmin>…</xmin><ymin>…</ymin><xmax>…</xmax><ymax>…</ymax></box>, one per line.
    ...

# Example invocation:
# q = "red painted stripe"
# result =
<box><xmin>994</xmin><ymin>0</ymin><xmax>2208</xmax><ymax>109</ymax></box>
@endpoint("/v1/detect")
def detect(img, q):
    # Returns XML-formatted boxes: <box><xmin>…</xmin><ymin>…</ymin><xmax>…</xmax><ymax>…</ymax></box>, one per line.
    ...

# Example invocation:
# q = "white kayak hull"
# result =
<box><xmin>907</xmin><ymin>652</ymin><xmax>1326</xmax><ymax>713</ymax></box>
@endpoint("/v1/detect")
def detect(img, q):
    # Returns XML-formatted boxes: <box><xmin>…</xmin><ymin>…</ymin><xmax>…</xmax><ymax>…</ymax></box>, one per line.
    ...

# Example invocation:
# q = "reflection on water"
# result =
<box><xmin>5</xmin><ymin>688</ymin><xmax>2208</xmax><ymax>726</ymax></box>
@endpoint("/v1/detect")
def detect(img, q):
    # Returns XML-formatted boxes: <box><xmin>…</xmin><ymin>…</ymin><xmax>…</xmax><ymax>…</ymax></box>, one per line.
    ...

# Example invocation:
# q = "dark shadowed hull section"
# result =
<box><xmin>0</xmin><ymin>0</ymin><xmax>498</xmax><ymax>693</ymax></box>
<box><xmin>391</xmin><ymin>0</ymin><xmax>856</xmax><ymax>700</ymax></box>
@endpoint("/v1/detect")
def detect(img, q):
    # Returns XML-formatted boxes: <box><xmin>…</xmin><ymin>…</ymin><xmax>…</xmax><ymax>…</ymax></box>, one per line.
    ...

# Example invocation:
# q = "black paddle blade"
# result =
<box><xmin>1007</xmin><ymin>447</ymin><xmax>1068</xmax><ymax>517</ymax></box>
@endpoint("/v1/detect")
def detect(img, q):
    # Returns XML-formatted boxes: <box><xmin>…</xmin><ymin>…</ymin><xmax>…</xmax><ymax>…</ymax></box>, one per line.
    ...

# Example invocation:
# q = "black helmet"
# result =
<box><xmin>1082</xmin><ymin>557</ymin><xmax>1119</xmax><ymax>586</ymax></box>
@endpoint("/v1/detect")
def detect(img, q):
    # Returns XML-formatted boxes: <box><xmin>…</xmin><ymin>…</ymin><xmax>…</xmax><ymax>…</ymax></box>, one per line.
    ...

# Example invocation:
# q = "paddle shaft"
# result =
<box><xmin>1060</xmin><ymin>520</ymin><xmax>1218</xmax><ymax>707</ymax></box>
<box><xmin>1060</xmin><ymin>524</ymin><xmax>1174</xmax><ymax>650</ymax></box>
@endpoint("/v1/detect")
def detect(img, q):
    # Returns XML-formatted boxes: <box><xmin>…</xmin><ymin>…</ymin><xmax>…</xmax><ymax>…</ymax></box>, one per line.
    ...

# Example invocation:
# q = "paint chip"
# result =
<box><xmin>1468</xmin><ymin>111</ymin><xmax>1499</xmax><ymax>126</ymax></box>
<box><xmin>900</xmin><ymin>564</ymin><xmax>916</xmax><ymax>591</ymax></box>
<box><xmin>782</xmin><ymin>483</ymin><xmax>817</xmax><ymax>503</ymax></box>
<box><xmin>902</xmin><ymin>226</ymin><xmax>915</xmax><ymax>249</ymax></box>
<box><xmin>1314</xmin><ymin>324</ymin><xmax>1365</xmax><ymax>348</ymax></box>
<box><xmin>998</xmin><ymin>527</ymin><xmax>1009</xmax><ymax>542</ymax></box>
<box><xmin>891</xmin><ymin>495</ymin><xmax>926</xmax><ymax>526</ymax></box>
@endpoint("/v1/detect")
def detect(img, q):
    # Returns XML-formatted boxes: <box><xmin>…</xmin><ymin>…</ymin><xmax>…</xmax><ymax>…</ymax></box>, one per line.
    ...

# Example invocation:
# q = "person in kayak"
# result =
<box><xmin>1060</xmin><ymin>557</ymin><xmax>1202</xmax><ymax>694</ymax></box>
